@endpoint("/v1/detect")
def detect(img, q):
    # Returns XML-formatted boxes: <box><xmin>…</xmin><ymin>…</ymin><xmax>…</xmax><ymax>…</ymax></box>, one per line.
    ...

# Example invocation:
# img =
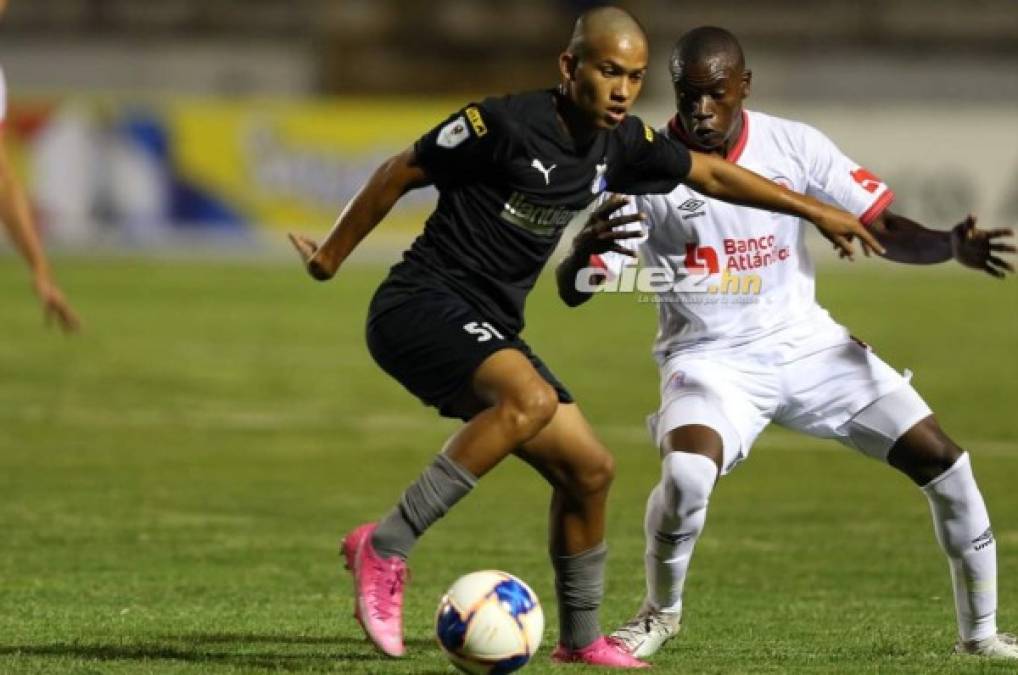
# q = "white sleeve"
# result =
<box><xmin>0</xmin><ymin>66</ymin><xmax>6</xmax><ymax>127</ymax></box>
<box><xmin>589</xmin><ymin>193</ymin><xmax>649</xmax><ymax>280</ymax></box>
<box><xmin>799</xmin><ymin>123</ymin><xmax>894</xmax><ymax>225</ymax></box>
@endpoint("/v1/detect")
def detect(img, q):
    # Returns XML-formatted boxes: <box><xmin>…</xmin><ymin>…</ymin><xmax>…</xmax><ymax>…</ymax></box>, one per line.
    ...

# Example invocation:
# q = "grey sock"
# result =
<box><xmin>552</xmin><ymin>542</ymin><xmax>607</xmax><ymax>650</ymax></box>
<box><xmin>371</xmin><ymin>454</ymin><xmax>477</xmax><ymax>559</ymax></box>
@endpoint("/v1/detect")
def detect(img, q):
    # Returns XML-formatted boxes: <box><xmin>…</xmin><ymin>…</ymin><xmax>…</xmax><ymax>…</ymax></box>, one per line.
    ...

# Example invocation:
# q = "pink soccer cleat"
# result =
<box><xmin>551</xmin><ymin>635</ymin><xmax>652</xmax><ymax>668</ymax></box>
<box><xmin>341</xmin><ymin>522</ymin><xmax>409</xmax><ymax>657</ymax></box>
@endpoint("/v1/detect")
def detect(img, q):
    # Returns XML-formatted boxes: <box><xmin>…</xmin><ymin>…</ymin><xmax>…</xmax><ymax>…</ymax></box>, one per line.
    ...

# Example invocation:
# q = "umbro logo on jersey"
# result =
<box><xmin>531</xmin><ymin>158</ymin><xmax>557</xmax><ymax>185</ymax></box>
<box><xmin>677</xmin><ymin>198</ymin><xmax>706</xmax><ymax>219</ymax></box>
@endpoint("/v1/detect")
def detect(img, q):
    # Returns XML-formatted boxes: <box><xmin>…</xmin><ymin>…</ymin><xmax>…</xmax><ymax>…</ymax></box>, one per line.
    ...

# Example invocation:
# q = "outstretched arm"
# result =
<box><xmin>0</xmin><ymin>130</ymin><xmax>80</xmax><ymax>332</ymax></box>
<box><xmin>863</xmin><ymin>211</ymin><xmax>1015</xmax><ymax>278</ymax></box>
<box><xmin>685</xmin><ymin>151</ymin><xmax>885</xmax><ymax>259</ymax></box>
<box><xmin>289</xmin><ymin>147</ymin><xmax>430</xmax><ymax>280</ymax></box>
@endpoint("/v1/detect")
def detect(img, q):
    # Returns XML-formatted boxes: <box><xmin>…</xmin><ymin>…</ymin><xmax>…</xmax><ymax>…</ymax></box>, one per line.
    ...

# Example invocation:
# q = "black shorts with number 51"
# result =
<box><xmin>366</xmin><ymin>277</ymin><xmax>573</xmax><ymax>422</ymax></box>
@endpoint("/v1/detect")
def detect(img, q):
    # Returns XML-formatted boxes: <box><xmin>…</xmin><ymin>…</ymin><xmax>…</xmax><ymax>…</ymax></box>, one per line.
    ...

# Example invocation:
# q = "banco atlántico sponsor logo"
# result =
<box><xmin>576</xmin><ymin>236</ymin><xmax>792</xmax><ymax>296</ymax></box>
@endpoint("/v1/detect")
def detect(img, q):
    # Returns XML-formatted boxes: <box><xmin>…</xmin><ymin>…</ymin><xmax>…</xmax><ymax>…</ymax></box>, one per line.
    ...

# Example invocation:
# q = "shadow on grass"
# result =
<box><xmin>166</xmin><ymin>633</ymin><xmax>436</xmax><ymax>649</ymax></box>
<box><xmin>0</xmin><ymin>636</ymin><xmax>439</xmax><ymax>672</ymax></box>
<box><xmin>160</xmin><ymin>632</ymin><xmax>397</xmax><ymax>646</ymax></box>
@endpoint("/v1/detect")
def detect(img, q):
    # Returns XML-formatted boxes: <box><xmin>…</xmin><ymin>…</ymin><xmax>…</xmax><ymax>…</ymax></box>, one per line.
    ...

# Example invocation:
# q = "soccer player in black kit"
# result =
<box><xmin>289</xmin><ymin>7</ymin><xmax>882</xmax><ymax>668</ymax></box>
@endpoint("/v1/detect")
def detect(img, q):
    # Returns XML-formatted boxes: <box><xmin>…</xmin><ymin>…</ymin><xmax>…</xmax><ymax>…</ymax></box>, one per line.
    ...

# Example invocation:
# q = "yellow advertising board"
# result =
<box><xmin>164</xmin><ymin>97</ymin><xmax>464</xmax><ymax>231</ymax></box>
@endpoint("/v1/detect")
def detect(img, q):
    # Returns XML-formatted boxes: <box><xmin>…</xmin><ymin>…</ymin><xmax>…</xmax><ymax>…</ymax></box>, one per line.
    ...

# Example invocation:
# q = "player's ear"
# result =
<box><xmin>559</xmin><ymin>52</ymin><xmax>578</xmax><ymax>83</ymax></box>
<box><xmin>741</xmin><ymin>70</ymin><xmax>752</xmax><ymax>99</ymax></box>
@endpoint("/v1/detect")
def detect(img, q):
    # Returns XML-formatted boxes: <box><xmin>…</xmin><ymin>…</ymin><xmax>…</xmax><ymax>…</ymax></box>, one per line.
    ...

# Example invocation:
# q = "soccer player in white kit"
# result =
<box><xmin>0</xmin><ymin>0</ymin><xmax>80</xmax><ymax>331</ymax></box>
<box><xmin>556</xmin><ymin>26</ymin><xmax>1016</xmax><ymax>660</ymax></box>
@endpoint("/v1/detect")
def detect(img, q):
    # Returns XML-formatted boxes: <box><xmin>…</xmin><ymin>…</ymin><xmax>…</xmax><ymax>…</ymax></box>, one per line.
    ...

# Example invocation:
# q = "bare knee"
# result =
<box><xmin>498</xmin><ymin>380</ymin><xmax>558</xmax><ymax>442</ymax></box>
<box><xmin>888</xmin><ymin>416</ymin><xmax>964</xmax><ymax>486</ymax></box>
<box><xmin>548</xmin><ymin>444</ymin><xmax>615</xmax><ymax>502</ymax></box>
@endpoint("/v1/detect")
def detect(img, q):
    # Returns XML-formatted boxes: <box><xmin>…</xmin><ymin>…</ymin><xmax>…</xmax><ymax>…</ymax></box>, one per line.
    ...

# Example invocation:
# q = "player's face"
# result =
<box><xmin>0</xmin><ymin>0</ymin><xmax>7</xmax><ymax>18</ymax></box>
<box><xmin>562</xmin><ymin>34</ymin><xmax>648</xmax><ymax>130</ymax></box>
<box><xmin>673</xmin><ymin>57</ymin><xmax>750</xmax><ymax>151</ymax></box>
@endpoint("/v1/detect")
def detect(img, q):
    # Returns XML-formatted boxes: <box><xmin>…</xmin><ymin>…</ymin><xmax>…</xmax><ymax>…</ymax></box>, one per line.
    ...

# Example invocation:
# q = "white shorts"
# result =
<box><xmin>648</xmin><ymin>333</ymin><xmax>933</xmax><ymax>475</ymax></box>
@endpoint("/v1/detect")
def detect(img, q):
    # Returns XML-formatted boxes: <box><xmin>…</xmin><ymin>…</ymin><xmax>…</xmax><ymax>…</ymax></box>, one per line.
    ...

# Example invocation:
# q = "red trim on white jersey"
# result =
<box><xmin>667</xmin><ymin>111</ymin><xmax>750</xmax><ymax>163</ymax></box>
<box><xmin>726</xmin><ymin>112</ymin><xmax>750</xmax><ymax>163</ymax></box>
<box><xmin>587</xmin><ymin>253</ymin><xmax>616</xmax><ymax>282</ymax></box>
<box><xmin>859</xmin><ymin>189</ymin><xmax>895</xmax><ymax>226</ymax></box>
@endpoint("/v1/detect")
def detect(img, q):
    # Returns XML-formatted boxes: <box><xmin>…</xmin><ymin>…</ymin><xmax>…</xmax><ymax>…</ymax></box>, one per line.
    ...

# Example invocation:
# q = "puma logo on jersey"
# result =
<box><xmin>531</xmin><ymin>158</ymin><xmax>557</xmax><ymax>185</ymax></box>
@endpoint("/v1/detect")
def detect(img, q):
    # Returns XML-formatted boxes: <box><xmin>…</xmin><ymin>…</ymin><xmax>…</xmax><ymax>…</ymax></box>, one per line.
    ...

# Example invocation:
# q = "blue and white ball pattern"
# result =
<box><xmin>435</xmin><ymin>570</ymin><xmax>544</xmax><ymax>674</ymax></box>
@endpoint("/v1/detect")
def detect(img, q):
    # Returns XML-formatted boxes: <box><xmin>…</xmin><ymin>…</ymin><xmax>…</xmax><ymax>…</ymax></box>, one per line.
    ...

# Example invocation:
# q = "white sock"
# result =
<box><xmin>921</xmin><ymin>452</ymin><xmax>997</xmax><ymax>641</ymax></box>
<box><xmin>644</xmin><ymin>452</ymin><xmax>718</xmax><ymax>614</ymax></box>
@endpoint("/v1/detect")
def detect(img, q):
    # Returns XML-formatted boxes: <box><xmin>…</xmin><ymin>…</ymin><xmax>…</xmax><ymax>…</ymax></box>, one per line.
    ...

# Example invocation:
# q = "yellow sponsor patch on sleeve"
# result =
<box><xmin>466</xmin><ymin>106</ymin><xmax>488</xmax><ymax>137</ymax></box>
<box><xmin>644</xmin><ymin>124</ymin><xmax>654</xmax><ymax>142</ymax></box>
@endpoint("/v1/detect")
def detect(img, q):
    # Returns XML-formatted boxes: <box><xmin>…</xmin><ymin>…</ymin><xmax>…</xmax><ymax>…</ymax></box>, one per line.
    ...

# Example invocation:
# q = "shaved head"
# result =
<box><xmin>566</xmin><ymin>6</ymin><xmax>647</xmax><ymax>62</ymax></box>
<box><xmin>558</xmin><ymin>5</ymin><xmax>650</xmax><ymax>132</ymax></box>
<box><xmin>669</xmin><ymin>26</ymin><xmax>745</xmax><ymax>82</ymax></box>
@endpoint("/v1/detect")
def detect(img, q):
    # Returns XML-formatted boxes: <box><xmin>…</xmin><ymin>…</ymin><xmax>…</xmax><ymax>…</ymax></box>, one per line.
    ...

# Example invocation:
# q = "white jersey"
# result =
<box><xmin>595</xmin><ymin>109</ymin><xmax>894</xmax><ymax>364</ymax></box>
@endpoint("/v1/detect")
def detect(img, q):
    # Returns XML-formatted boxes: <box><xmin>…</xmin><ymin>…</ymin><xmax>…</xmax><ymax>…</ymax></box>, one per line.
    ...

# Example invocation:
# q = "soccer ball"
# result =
<box><xmin>435</xmin><ymin>570</ymin><xmax>544</xmax><ymax>674</ymax></box>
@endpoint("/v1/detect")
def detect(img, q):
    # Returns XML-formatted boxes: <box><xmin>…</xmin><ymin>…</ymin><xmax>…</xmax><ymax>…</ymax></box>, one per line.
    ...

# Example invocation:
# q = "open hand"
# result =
<box><xmin>33</xmin><ymin>274</ymin><xmax>81</xmax><ymax>333</ymax></box>
<box><xmin>812</xmin><ymin>203</ymin><xmax>885</xmax><ymax>260</ymax></box>
<box><xmin>572</xmin><ymin>195</ymin><xmax>645</xmax><ymax>259</ymax></box>
<box><xmin>951</xmin><ymin>215</ymin><xmax>1015</xmax><ymax>278</ymax></box>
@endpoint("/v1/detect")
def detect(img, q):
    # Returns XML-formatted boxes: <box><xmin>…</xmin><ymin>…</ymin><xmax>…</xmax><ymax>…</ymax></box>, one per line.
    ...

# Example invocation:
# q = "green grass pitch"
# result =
<box><xmin>0</xmin><ymin>255</ymin><xmax>1015</xmax><ymax>673</ymax></box>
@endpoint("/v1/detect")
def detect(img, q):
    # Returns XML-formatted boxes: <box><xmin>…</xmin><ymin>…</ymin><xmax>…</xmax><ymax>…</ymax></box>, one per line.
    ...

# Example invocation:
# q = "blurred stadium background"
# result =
<box><xmin>1</xmin><ymin>0</ymin><xmax>1017</xmax><ymax>248</ymax></box>
<box><xmin>1</xmin><ymin>2</ymin><xmax>1017</xmax><ymax>673</ymax></box>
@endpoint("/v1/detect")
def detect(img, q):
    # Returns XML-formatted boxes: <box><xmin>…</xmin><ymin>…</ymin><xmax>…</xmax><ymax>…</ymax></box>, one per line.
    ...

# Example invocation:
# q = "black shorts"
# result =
<box><xmin>366</xmin><ymin>280</ymin><xmax>573</xmax><ymax>421</ymax></box>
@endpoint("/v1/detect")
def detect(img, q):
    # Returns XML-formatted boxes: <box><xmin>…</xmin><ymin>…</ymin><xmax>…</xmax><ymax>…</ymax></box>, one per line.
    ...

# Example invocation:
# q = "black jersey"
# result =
<box><xmin>376</xmin><ymin>89</ymin><xmax>692</xmax><ymax>333</ymax></box>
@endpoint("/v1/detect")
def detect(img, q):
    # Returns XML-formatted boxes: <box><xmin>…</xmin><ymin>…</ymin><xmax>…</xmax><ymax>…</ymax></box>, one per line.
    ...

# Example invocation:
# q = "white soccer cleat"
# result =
<box><xmin>955</xmin><ymin>632</ymin><xmax>1018</xmax><ymax>659</ymax></box>
<box><xmin>609</xmin><ymin>601</ymin><xmax>682</xmax><ymax>658</ymax></box>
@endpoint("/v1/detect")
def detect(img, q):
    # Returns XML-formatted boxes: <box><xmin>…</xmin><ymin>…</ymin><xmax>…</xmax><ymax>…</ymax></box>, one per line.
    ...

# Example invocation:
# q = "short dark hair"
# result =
<box><xmin>669</xmin><ymin>26</ymin><xmax>745</xmax><ymax>82</ymax></box>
